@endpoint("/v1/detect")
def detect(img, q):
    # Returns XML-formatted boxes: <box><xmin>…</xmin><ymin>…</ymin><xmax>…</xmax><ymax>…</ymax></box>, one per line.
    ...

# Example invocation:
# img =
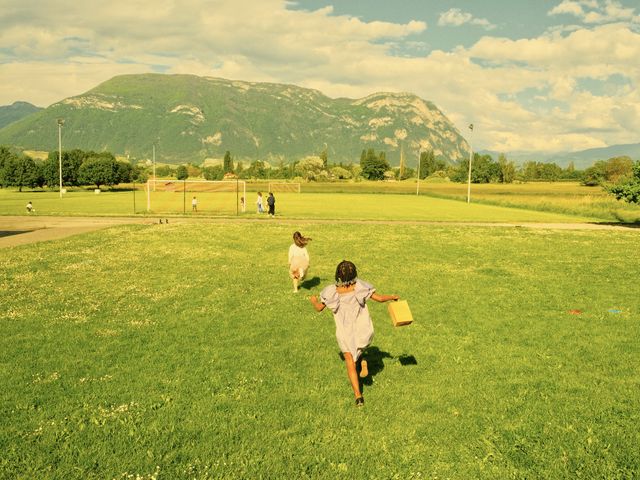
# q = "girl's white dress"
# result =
<box><xmin>320</xmin><ymin>279</ymin><xmax>375</xmax><ymax>360</ymax></box>
<box><xmin>288</xmin><ymin>244</ymin><xmax>309</xmax><ymax>277</ymax></box>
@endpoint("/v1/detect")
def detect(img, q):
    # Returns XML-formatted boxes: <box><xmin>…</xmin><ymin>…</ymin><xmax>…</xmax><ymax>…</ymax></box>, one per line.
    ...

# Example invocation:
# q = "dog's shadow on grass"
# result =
<box><xmin>300</xmin><ymin>276</ymin><xmax>321</xmax><ymax>290</ymax></box>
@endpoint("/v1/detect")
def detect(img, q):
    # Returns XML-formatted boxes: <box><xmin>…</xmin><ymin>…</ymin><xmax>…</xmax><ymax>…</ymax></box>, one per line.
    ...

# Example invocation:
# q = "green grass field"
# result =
<box><xmin>1</xmin><ymin>221</ymin><xmax>639</xmax><ymax>479</ymax></box>
<box><xmin>4</xmin><ymin>181</ymin><xmax>640</xmax><ymax>224</ymax></box>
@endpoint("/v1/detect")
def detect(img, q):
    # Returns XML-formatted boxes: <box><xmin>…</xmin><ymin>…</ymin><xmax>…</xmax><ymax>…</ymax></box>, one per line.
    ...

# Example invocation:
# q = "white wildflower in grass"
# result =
<box><xmin>32</xmin><ymin>372</ymin><xmax>60</xmax><ymax>384</ymax></box>
<box><xmin>112</xmin><ymin>465</ymin><xmax>160</xmax><ymax>480</ymax></box>
<box><xmin>129</xmin><ymin>319</ymin><xmax>155</xmax><ymax>327</ymax></box>
<box><xmin>96</xmin><ymin>329</ymin><xmax>119</xmax><ymax>337</ymax></box>
<box><xmin>79</xmin><ymin>374</ymin><xmax>113</xmax><ymax>384</ymax></box>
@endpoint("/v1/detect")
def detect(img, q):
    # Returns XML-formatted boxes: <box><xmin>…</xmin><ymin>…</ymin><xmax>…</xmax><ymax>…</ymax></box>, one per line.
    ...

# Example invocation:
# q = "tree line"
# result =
<box><xmin>2</xmin><ymin>145</ymin><xmax>639</xmax><ymax>204</ymax></box>
<box><xmin>0</xmin><ymin>147</ymin><xmax>148</xmax><ymax>190</ymax></box>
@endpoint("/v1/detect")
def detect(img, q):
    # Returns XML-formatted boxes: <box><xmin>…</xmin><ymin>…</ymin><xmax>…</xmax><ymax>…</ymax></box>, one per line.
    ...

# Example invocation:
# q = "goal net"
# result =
<box><xmin>146</xmin><ymin>179</ymin><xmax>246</xmax><ymax>215</ymax></box>
<box><xmin>268</xmin><ymin>182</ymin><xmax>301</xmax><ymax>193</ymax></box>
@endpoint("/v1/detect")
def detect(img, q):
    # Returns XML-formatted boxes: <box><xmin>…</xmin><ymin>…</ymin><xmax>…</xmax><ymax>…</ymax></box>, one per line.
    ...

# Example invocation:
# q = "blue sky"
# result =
<box><xmin>1</xmin><ymin>0</ymin><xmax>639</xmax><ymax>153</ymax></box>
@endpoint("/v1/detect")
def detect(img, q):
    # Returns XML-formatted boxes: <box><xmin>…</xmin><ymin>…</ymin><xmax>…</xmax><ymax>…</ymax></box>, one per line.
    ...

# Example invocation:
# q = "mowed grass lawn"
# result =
<box><xmin>0</xmin><ymin>187</ymin><xmax>607</xmax><ymax>223</ymax></box>
<box><xmin>1</xmin><ymin>222</ymin><xmax>639</xmax><ymax>479</ymax></box>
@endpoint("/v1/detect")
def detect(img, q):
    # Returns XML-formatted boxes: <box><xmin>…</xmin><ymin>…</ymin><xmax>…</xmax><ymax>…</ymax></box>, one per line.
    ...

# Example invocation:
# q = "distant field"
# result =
<box><xmin>416</xmin><ymin>182</ymin><xmax>640</xmax><ymax>223</ymax></box>
<box><xmin>297</xmin><ymin>181</ymin><xmax>640</xmax><ymax>223</ymax></box>
<box><xmin>1</xmin><ymin>222</ymin><xmax>638</xmax><ymax>478</ymax></box>
<box><xmin>2</xmin><ymin>181</ymin><xmax>639</xmax><ymax>223</ymax></box>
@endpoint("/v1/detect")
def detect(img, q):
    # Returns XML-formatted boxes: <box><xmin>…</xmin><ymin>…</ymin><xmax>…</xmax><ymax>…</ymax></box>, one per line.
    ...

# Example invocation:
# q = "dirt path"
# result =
<box><xmin>0</xmin><ymin>215</ymin><xmax>638</xmax><ymax>248</ymax></box>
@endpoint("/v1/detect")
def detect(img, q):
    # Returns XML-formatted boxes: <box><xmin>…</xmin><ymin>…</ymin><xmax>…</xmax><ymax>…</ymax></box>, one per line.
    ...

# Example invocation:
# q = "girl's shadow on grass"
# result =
<box><xmin>360</xmin><ymin>346</ymin><xmax>392</xmax><ymax>387</ymax></box>
<box><xmin>339</xmin><ymin>346</ymin><xmax>415</xmax><ymax>389</ymax></box>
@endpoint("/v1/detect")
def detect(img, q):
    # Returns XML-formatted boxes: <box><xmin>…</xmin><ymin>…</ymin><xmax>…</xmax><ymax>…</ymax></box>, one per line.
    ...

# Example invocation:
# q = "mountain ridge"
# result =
<box><xmin>0</xmin><ymin>74</ymin><xmax>470</xmax><ymax>165</ymax></box>
<box><xmin>479</xmin><ymin>143</ymin><xmax>640</xmax><ymax>169</ymax></box>
<box><xmin>0</xmin><ymin>101</ymin><xmax>42</xmax><ymax>129</ymax></box>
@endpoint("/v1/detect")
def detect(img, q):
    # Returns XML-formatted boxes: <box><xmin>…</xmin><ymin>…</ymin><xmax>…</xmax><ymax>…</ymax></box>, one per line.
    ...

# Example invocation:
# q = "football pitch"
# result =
<box><xmin>1</xmin><ymin>218</ymin><xmax>639</xmax><ymax>479</ymax></box>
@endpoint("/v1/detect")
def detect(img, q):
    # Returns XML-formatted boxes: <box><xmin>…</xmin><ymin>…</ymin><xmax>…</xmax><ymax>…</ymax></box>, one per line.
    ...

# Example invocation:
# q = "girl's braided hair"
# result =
<box><xmin>335</xmin><ymin>260</ymin><xmax>357</xmax><ymax>287</ymax></box>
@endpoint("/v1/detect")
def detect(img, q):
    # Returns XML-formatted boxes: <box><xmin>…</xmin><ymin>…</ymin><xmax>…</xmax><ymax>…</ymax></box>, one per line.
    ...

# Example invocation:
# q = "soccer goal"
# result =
<box><xmin>146</xmin><ymin>179</ymin><xmax>246</xmax><ymax>215</ymax></box>
<box><xmin>268</xmin><ymin>182</ymin><xmax>301</xmax><ymax>193</ymax></box>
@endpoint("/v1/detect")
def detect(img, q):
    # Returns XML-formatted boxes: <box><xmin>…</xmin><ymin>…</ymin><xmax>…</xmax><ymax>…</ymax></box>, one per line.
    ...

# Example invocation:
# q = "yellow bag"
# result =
<box><xmin>388</xmin><ymin>300</ymin><xmax>413</xmax><ymax>327</ymax></box>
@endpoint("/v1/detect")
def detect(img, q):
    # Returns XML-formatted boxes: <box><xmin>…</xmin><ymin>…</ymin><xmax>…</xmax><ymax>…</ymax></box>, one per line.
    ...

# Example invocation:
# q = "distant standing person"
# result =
<box><xmin>26</xmin><ymin>201</ymin><xmax>34</xmax><ymax>213</ymax></box>
<box><xmin>267</xmin><ymin>192</ymin><xmax>276</xmax><ymax>216</ymax></box>
<box><xmin>192</xmin><ymin>196</ymin><xmax>198</xmax><ymax>212</ymax></box>
<box><xmin>288</xmin><ymin>231</ymin><xmax>311</xmax><ymax>293</ymax></box>
<box><xmin>256</xmin><ymin>192</ymin><xmax>264</xmax><ymax>213</ymax></box>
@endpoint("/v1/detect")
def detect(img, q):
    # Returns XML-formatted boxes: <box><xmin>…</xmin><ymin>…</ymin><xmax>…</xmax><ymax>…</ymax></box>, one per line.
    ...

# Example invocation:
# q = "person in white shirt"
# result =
<box><xmin>288</xmin><ymin>231</ymin><xmax>311</xmax><ymax>293</ymax></box>
<box><xmin>256</xmin><ymin>192</ymin><xmax>264</xmax><ymax>213</ymax></box>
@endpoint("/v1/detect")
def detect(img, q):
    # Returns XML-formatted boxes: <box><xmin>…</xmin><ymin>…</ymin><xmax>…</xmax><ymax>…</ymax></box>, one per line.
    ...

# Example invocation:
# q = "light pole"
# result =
<box><xmin>466</xmin><ymin>123</ymin><xmax>474</xmax><ymax>204</ymax></box>
<box><xmin>57</xmin><ymin>118</ymin><xmax>64</xmax><ymax>198</ymax></box>
<box><xmin>152</xmin><ymin>144</ymin><xmax>156</xmax><ymax>191</ymax></box>
<box><xmin>416</xmin><ymin>149</ymin><xmax>421</xmax><ymax>195</ymax></box>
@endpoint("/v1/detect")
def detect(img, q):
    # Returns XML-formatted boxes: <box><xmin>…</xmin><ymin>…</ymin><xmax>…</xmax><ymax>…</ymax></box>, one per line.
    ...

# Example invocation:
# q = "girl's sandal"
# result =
<box><xmin>355</xmin><ymin>396</ymin><xmax>365</xmax><ymax>407</ymax></box>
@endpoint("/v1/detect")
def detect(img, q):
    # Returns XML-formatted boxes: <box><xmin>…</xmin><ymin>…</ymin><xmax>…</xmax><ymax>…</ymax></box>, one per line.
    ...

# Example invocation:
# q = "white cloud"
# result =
<box><xmin>0</xmin><ymin>61</ymin><xmax>151</xmax><ymax>108</ymax></box>
<box><xmin>1</xmin><ymin>0</ymin><xmax>639</xmax><ymax>153</ymax></box>
<box><xmin>438</xmin><ymin>8</ymin><xmax>496</xmax><ymax>30</ymax></box>
<box><xmin>549</xmin><ymin>0</ymin><xmax>639</xmax><ymax>24</ymax></box>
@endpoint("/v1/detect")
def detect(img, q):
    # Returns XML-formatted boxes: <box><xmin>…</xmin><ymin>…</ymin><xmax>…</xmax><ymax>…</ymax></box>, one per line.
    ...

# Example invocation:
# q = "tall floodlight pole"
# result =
<box><xmin>416</xmin><ymin>149</ymin><xmax>421</xmax><ymax>195</ymax></box>
<box><xmin>57</xmin><ymin>118</ymin><xmax>64</xmax><ymax>198</ymax></box>
<box><xmin>466</xmin><ymin>123</ymin><xmax>474</xmax><ymax>204</ymax></box>
<box><xmin>152</xmin><ymin>144</ymin><xmax>156</xmax><ymax>192</ymax></box>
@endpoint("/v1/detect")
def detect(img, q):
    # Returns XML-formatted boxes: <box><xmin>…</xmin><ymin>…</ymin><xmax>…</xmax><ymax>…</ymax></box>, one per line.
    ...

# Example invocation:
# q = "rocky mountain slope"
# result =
<box><xmin>0</xmin><ymin>74</ymin><xmax>470</xmax><ymax>165</ymax></box>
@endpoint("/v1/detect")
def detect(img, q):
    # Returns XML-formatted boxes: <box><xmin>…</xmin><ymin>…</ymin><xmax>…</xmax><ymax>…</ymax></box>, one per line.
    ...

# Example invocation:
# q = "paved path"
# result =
<box><xmin>0</xmin><ymin>215</ymin><xmax>638</xmax><ymax>248</ymax></box>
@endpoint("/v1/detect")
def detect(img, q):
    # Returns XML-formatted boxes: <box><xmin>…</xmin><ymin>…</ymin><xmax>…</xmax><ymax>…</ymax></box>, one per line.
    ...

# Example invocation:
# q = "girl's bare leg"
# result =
<box><xmin>343</xmin><ymin>352</ymin><xmax>362</xmax><ymax>400</ymax></box>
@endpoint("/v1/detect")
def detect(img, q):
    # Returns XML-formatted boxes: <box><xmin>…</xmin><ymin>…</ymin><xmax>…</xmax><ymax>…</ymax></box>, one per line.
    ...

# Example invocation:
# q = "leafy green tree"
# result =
<box><xmin>295</xmin><ymin>156</ymin><xmax>325</xmax><ymax>181</ymax></box>
<box><xmin>78</xmin><ymin>156</ymin><xmax>119</xmax><ymax>189</ymax></box>
<box><xmin>46</xmin><ymin>149</ymin><xmax>85</xmax><ymax>186</ymax></box>
<box><xmin>403</xmin><ymin>166</ymin><xmax>416</xmax><ymax>179</ymax></box>
<box><xmin>116</xmin><ymin>162</ymin><xmax>133</xmax><ymax>183</ymax></box>
<box><xmin>176</xmin><ymin>165</ymin><xmax>189</xmax><ymax>180</ymax></box>
<box><xmin>562</xmin><ymin>161</ymin><xmax>582</xmax><ymax>180</ymax></box>
<box><xmin>223</xmin><ymin>151</ymin><xmax>233</xmax><ymax>173</ymax></box>
<box><xmin>187</xmin><ymin>164</ymin><xmax>202</xmax><ymax>178</ymax></box>
<box><xmin>539</xmin><ymin>162</ymin><xmax>562</xmax><ymax>181</ymax></box>
<box><xmin>0</xmin><ymin>146</ymin><xmax>17</xmax><ymax>187</ymax></box>
<box><xmin>419</xmin><ymin>150</ymin><xmax>445</xmax><ymax>179</ymax></box>
<box><xmin>604</xmin><ymin>156</ymin><xmax>634</xmax><ymax>183</ymax></box>
<box><xmin>18</xmin><ymin>156</ymin><xmax>43</xmax><ymax>191</ymax></box>
<box><xmin>242</xmin><ymin>160</ymin><xmax>267</xmax><ymax>179</ymax></box>
<box><xmin>155</xmin><ymin>165</ymin><xmax>173</xmax><ymax>177</ymax></box>
<box><xmin>607</xmin><ymin>161</ymin><xmax>640</xmax><ymax>204</ymax></box>
<box><xmin>320</xmin><ymin>148</ymin><xmax>328</xmax><ymax>168</ymax></box>
<box><xmin>498</xmin><ymin>154</ymin><xmax>516</xmax><ymax>183</ymax></box>
<box><xmin>330</xmin><ymin>166</ymin><xmax>351</xmax><ymax>180</ymax></box>
<box><xmin>581</xmin><ymin>161</ymin><xmax>606</xmax><ymax>186</ymax></box>
<box><xmin>452</xmin><ymin>154</ymin><xmax>499</xmax><ymax>183</ymax></box>
<box><xmin>360</xmin><ymin>149</ymin><xmax>389</xmax><ymax>180</ymax></box>
<box><xmin>131</xmin><ymin>165</ymin><xmax>149</xmax><ymax>183</ymax></box>
<box><xmin>203</xmin><ymin>165</ymin><xmax>224</xmax><ymax>180</ymax></box>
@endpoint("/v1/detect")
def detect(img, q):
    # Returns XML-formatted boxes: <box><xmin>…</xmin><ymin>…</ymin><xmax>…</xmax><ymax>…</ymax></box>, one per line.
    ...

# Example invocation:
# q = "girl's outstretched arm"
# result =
<box><xmin>371</xmin><ymin>293</ymin><xmax>399</xmax><ymax>303</ymax></box>
<box><xmin>310</xmin><ymin>295</ymin><xmax>326</xmax><ymax>312</ymax></box>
